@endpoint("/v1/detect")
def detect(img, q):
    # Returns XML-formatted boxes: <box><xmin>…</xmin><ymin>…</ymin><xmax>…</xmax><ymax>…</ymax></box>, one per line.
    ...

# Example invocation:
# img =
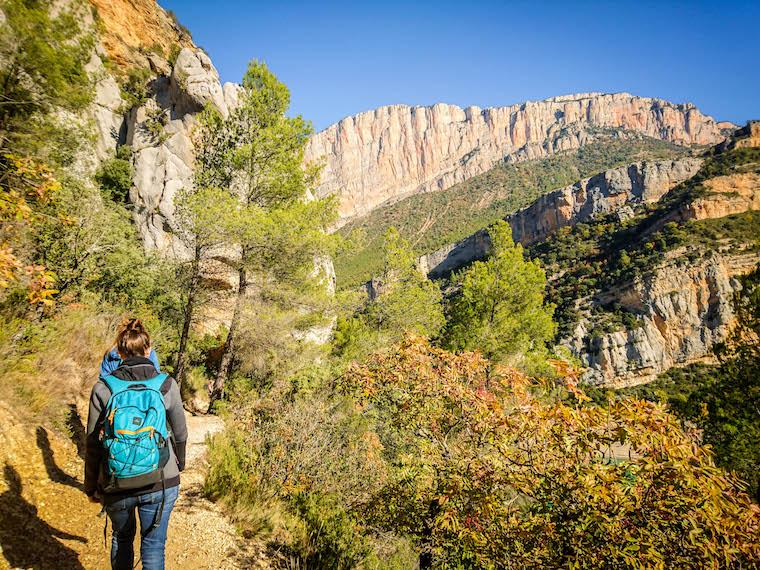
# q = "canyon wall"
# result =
<box><xmin>568</xmin><ymin>251</ymin><xmax>759</xmax><ymax>387</ymax></box>
<box><xmin>305</xmin><ymin>93</ymin><xmax>727</xmax><ymax>222</ymax></box>
<box><xmin>418</xmin><ymin>157</ymin><xmax>703</xmax><ymax>277</ymax></box>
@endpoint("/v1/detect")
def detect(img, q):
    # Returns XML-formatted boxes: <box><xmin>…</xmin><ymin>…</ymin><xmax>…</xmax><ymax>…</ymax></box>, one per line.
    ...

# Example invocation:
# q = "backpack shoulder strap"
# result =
<box><xmin>101</xmin><ymin>374</ymin><xmax>133</xmax><ymax>397</ymax></box>
<box><xmin>141</xmin><ymin>372</ymin><xmax>170</xmax><ymax>392</ymax></box>
<box><xmin>101</xmin><ymin>372</ymin><xmax>170</xmax><ymax>396</ymax></box>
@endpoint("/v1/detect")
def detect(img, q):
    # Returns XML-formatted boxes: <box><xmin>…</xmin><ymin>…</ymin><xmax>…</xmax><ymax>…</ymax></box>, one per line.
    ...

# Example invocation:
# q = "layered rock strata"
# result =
<box><xmin>568</xmin><ymin>251</ymin><xmax>759</xmax><ymax>386</ymax></box>
<box><xmin>305</xmin><ymin>93</ymin><xmax>727</xmax><ymax>222</ymax></box>
<box><xmin>418</xmin><ymin>157</ymin><xmax>703</xmax><ymax>277</ymax></box>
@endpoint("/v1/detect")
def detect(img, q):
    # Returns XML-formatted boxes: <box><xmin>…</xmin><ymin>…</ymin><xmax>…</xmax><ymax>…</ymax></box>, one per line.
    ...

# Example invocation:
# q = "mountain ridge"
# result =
<box><xmin>305</xmin><ymin>92</ymin><xmax>730</xmax><ymax>223</ymax></box>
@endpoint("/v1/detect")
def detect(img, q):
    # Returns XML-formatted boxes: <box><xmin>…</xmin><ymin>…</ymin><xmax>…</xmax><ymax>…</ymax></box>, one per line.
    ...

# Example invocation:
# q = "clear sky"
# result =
<box><xmin>158</xmin><ymin>0</ymin><xmax>759</xmax><ymax>132</ymax></box>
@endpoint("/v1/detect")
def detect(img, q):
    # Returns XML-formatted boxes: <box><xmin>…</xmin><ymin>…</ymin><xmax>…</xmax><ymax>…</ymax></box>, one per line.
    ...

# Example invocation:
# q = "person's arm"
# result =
<box><xmin>84</xmin><ymin>384</ymin><xmax>107</xmax><ymax>496</ymax></box>
<box><xmin>164</xmin><ymin>379</ymin><xmax>187</xmax><ymax>470</ymax></box>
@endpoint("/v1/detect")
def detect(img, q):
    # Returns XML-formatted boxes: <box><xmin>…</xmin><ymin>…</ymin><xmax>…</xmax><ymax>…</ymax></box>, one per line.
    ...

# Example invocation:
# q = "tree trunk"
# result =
<box><xmin>419</xmin><ymin>498</ymin><xmax>439</xmax><ymax>570</ymax></box>
<box><xmin>175</xmin><ymin>245</ymin><xmax>201</xmax><ymax>390</ymax></box>
<box><xmin>208</xmin><ymin>259</ymin><xmax>247</xmax><ymax>412</ymax></box>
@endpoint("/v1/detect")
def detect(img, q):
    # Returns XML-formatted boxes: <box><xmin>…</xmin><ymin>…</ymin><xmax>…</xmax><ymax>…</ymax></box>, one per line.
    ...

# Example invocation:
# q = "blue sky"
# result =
<box><xmin>159</xmin><ymin>0</ymin><xmax>759</xmax><ymax>132</ymax></box>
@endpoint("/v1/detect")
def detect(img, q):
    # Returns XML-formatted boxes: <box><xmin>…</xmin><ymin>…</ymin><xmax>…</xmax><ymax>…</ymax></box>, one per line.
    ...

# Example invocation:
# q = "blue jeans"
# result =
<box><xmin>105</xmin><ymin>485</ymin><xmax>179</xmax><ymax>570</ymax></box>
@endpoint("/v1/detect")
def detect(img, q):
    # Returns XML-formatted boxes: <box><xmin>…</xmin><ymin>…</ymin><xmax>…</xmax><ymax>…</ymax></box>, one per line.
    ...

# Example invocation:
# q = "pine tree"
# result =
<box><xmin>365</xmin><ymin>227</ymin><xmax>445</xmax><ymax>339</ymax></box>
<box><xmin>445</xmin><ymin>221</ymin><xmax>556</xmax><ymax>371</ymax></box>
<box><xmin>200</xmin><ymin>61</ymin><xmax>335</xmax><ymax>408</ymax></box>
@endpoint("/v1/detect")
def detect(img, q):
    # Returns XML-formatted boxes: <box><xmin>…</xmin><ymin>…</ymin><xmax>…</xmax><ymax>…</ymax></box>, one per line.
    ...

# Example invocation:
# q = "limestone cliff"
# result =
<box><xmin>305</xmin><ymin>94</ymin><xmax>728</xmax><ymax>222</ymax></box>
<box><xmin>419</xmin><ymin>157</ymin><xmax>703</xmax><ymax>277</ymax></box>
<box><xmin>88</xmin><ymin>0</ymin><xmax>194</xmax><ymax>69</ymax></box>
<box><xmin>567</xmin><ymin>251</ymin><xmax>759</xmax><ymax>387</ymax></box>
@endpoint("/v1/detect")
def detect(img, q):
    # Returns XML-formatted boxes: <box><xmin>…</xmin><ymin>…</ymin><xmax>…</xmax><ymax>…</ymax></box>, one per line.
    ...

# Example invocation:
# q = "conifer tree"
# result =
<box><xmin>198</xmin><ymin>61</ymin><xmax>335</xmax><ymax>408</ymax></box>
<box><xmin>446</xmin><ymin>221</ymin><xmax>555</xmax><ymax>371</ymax></box>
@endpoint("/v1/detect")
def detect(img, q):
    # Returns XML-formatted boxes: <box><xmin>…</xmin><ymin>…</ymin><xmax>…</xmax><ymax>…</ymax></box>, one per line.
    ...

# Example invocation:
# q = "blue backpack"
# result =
<box><xmin>100</xmin><ymin>373</ymin><xmax>171</xmax><ymax>492</ymax></box>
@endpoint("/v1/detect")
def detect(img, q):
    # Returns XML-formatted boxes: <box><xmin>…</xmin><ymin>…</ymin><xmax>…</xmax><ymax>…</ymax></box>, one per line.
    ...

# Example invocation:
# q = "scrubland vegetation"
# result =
<box><xmin>1</xmin><ymin>1</ymin><xmax>758</xmax><ymax>568</ymax></box>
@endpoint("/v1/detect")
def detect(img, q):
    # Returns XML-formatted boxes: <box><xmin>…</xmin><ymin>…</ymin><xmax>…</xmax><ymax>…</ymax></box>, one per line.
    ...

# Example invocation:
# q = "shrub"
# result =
<box><xmin>94</xmin><ymin>146</ymin><xmax>133</xmax><ymax>201</ymax></box>
<box><xmin>341</xmin><ymin>336</ymin><xmax>760</xmax><ymax>568</ymax></box>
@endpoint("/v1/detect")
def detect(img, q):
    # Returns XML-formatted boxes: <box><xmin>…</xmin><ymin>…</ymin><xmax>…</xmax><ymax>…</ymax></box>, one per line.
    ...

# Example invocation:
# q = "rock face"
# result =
<box><xmin>419</xmin><ymin>157</ymin><xmax>702</xmax><ymax>278</ymax></box>
<box><xmin>126</xmin><ymin>48</ymin><xmax>240</xmax><ymax>257</ymax></box>
<box><xmin>510</xmin><ymin>157</ymin><xmax>704</xmax><ymax>245</ymax></box>
<box><xmin>567</xmin><ymin>252</ymin><xmax>759</xmax><ymax>386</ymax></box>
<box><xmin>305</xmin><ymin>93</ymin><xmax>727</xmax><ymax>222</ymax></box>
<box><xmin>87</xmin><ymin>0</ymin><xmax>194</xmax><ymax>69</ymax></box>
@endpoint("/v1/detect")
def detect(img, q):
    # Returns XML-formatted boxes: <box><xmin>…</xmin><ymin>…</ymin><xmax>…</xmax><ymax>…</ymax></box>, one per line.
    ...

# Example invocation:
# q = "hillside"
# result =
<box><xmin>305</xmin><ymin>93</ymin><xmax>728</xmax><ymax>222</ymax></box>
<box><xmin>413</xmin><ymin>126</ymin><xmax>759</xmax><ymax>386</ymax></box>
<box><xmin>336</xmin><ymin>133</ymin><xmax>692</xmax><ymax>288</ymax></box>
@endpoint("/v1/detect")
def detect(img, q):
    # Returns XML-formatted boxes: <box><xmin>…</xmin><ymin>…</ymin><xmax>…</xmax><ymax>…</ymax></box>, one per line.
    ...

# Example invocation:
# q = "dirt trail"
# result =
<box><xmin>0</xmin><ymin>406</ymin><xmax>267</xmax><ymax>569</ymax></box>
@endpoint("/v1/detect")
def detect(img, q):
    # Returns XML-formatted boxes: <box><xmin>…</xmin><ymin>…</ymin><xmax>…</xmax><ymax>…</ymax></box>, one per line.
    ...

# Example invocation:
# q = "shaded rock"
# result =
<box><xmin>170</xmin><ymin>48</ymin><xmax>228</xmax><ymax>118</ymax></box>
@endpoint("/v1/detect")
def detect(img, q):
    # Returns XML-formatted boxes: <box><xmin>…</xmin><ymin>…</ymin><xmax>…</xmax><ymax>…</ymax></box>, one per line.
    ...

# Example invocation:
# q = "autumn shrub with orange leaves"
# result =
<box><xmin>0</xmin><ymin>154</ymin><xmax>60</xmax><ymax>305</ymax></box>
<box><xmin>340</xmin><ymin>336</ymin><xmax>760</xmax><ymax>569</ymax></box>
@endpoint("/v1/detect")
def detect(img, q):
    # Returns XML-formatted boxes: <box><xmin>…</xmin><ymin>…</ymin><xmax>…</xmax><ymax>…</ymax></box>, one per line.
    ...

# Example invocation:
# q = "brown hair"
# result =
<box><xmin>115</xmin><ymin>318</ymin><xmax>151</xmax><ymax>359</ymax></box>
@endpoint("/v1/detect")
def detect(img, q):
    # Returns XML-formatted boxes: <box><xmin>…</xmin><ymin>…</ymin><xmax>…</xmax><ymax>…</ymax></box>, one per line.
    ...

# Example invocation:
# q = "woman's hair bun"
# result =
<box><xmin>115</xmin><ymin>318</ymin><xmax>151</xmax><ymax>358</ymax></box>
<box><xmin>121</xmin><ymin>318</ymin><xmax>145</xmax><ymax>333</ymax></box>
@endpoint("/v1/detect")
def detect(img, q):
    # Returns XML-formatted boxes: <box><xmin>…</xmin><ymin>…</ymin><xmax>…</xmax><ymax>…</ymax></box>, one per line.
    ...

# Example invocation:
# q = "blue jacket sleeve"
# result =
<box><xmin>99</xmin><ymin>348</ymin><xmax>120</xmax><ymax>379</ymax></box>
<box><xmin>149</xmin><ymin>349</ymin><xmax>160</xmax><ymax>372</ymax></box>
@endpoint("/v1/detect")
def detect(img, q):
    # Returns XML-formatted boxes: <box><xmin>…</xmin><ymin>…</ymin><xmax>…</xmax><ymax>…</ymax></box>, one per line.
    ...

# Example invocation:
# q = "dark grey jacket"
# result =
<box><xmin>84</xmin><ymin>356</ymin><xmax>188</xmax><ymax>501</ymax></box>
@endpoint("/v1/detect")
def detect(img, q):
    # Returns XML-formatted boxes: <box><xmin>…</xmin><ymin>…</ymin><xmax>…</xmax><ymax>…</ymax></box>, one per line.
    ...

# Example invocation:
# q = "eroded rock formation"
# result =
<box><xmin>568</xmin><ymin>251</ymin><xmax>759</xmax><ymax>386</ymax></box>
<box><xmin>306</xmin><ymin>94</ymin><xmax>728</xmax><ymax>222</ymax></box>
<box><xmin>419</xmin><ymin>157</ymin><xmax>703</xmax><ymax>277</ymax></box>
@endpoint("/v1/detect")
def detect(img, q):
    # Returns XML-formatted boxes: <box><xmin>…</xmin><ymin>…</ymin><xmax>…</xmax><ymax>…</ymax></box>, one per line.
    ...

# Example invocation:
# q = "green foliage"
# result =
<box><xmin>119</xmin><ymin>67</ymin><xmax>152</xmax><ymax>110</ymax></box>
<box><xmin>167</xmin><ymin>43</ymin><xmax>182</xmax><ymax>67</ymax></box>
<box><xmin>446</xmin><ymin>221</ymin><xmax>556</xmax><ymax>369</ymax></box>
<box><xmin>0</xmin><ymin>0</ymin><xmax>94</xmax><ymax>157</ymax></box>
<box><xmin>332</xmin><ymin>229</ymin><xmax>445</xmax><ymax>366</ymax></box>
<box><xmin>364</xmin><ymin>228</ymin><xmax>445</xmax><ymax>339</ymax></box>
<box><xmin>94</xmin><ymin>145</ymin><xmax>133</xmax><ymax>202</ymax></box>
<box><xmin>336</xmin><ymin>135</ymin><xmax>689</xmax><ymax>288</ymax></box>
<box><xmin>291</xmin><ymin>492</ymin><xmax>374</xmax><ymax>570</ymax></box>
<box><xmin>341</xmin><ymin>337</ymin><xmax>760</xmax><ymax>568</ymax></box>
<box><xmin>144</xmin><ymin>107</ymin><xmax>169</xmax><ymax>143</ymax></box>
<box><xmin>192</xmin><ymin>62</ymin><xmax>340</xmax><ymax>404</ymax></box>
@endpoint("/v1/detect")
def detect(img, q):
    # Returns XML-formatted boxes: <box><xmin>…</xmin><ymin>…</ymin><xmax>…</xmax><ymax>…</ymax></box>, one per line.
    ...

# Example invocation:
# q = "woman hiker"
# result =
<box><xmin>85</xmin><ymin>319</ymin><xmax>188</xmax><ymax>570</ymax></box>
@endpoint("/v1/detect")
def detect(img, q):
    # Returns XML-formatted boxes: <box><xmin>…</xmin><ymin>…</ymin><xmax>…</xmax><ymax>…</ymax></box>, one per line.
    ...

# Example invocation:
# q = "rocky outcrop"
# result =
<box><xmin>126</xmin><ymin>48</ymin><xmax>240</xmax><ymax>257</ymax></box>
<box><xmin>510</xmin><ymin>158</ymin><xmax>704</xmax><ymax>245</ymax></box>
<box><xmin>419</xmin><ymin>157</ymin><xmax>703</xmax><ymax>278</ymax></box>
<box><xmin>567</xmin><ymin>252</ymin><xmax>759</xmax><ymax>386</ymax></box>
<box><xmin>687</xmin><ymin>172</ymin><xmax>760</xmax><ymax>221</ymax></box>
<box><xmin>305</xmin><ymin>93</ymin><xmax>728</xmax><ymax>222</ymax></box>
<box><xmin>88</xmin><ymin>0</ymin><xmax>194</xmax><ymax>69</ymax></box>
<box><xmin>86</xmin><ymin>52</ymin><xmax>126</xmax><ymax>161</ymax></box>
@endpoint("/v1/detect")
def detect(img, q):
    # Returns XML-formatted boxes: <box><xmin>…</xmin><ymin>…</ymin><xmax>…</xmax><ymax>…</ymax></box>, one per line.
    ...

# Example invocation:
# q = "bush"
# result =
<box><xmin>94</xmin><ymin>146</ymin><xmax>133</xmax><ymax>201</ymax></box>
<box><xmin>340</xmin><ymin>336</ymin><xmax>760</xmax><ymax>568</ymax></box>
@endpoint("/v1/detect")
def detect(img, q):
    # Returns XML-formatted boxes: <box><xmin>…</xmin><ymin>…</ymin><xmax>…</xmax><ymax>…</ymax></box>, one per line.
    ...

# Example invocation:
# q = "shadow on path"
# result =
<box><xmin>65</xmin><ymin>403</ymin><xmax>87</xmax><ymax>460</ymax></box>
<box><xmin>36</xmin><ymin>426</ymin><xmax>84</xmax><ymax>491</ymax></box>
<box><xmin>0</xmin><ymin>463</ymin><xmax>87</xmax><ymax>569</ymax></box>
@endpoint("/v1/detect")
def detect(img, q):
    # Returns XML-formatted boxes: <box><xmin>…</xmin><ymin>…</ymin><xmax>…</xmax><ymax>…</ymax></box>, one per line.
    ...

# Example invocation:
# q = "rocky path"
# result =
<box><xmin>0</xmin><ymin>406</ymin><xmax>267</xmax><ymax>569</ymax></box>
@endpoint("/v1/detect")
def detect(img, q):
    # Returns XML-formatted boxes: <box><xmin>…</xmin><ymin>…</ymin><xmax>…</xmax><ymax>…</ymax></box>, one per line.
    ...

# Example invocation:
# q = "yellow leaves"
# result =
<box><xmin>1</xmin><ymin>153</ymin><xmax>61</xmax><ymax>305</ymax></box>
<box><xmin>0</xmin><ymin>245</ymin><xmax>22</xmax><ymax>288</ymax></box>
<box><xmin>25</xmin><ymin>265</ymin><xmax>58</xmax><ymax>306</ymax></box>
